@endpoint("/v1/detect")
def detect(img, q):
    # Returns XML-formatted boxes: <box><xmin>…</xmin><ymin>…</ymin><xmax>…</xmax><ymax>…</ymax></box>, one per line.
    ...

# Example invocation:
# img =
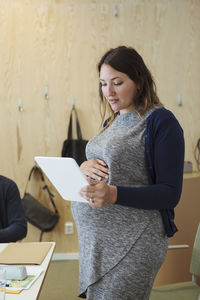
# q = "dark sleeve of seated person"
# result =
<box><xmin>0</xmin><ymin>175</ymin><xmax>27</xmax><ymax>242</ymax></box>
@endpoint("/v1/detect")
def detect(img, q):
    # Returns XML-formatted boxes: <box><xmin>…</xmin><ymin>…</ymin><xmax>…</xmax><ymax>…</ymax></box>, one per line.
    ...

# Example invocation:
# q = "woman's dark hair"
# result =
<box><xmin>97</xmin><ymin>46</ymin><xmax>162</xmax><ymax>125</ymax></box>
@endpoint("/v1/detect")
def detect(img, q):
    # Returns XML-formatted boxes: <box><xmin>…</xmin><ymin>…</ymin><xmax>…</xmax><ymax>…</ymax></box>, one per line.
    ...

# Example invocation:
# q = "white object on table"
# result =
<box><xmin>0</xmin><ymin>268</ymin><xmax>6</xmax><ymax>300</ymax></box>
<box><xmin>0</xmin><ymin>242</ymin><xmax>55</xmax><ymax>300</ymax></box>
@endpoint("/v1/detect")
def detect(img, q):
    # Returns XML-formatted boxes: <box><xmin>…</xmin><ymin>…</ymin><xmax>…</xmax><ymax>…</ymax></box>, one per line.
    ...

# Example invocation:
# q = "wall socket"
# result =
<box><xmin>65</xmin><ymin>222</ymin><xmax>74</xmax><ymax>235</ymax></box>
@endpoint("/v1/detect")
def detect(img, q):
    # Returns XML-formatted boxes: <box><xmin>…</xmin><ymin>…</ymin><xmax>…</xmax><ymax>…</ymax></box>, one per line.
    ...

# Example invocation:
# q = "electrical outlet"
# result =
<box><xmin>65</xmin><ymin>222</ymin><xmax>74</xmax><ymax>235</ymax></box>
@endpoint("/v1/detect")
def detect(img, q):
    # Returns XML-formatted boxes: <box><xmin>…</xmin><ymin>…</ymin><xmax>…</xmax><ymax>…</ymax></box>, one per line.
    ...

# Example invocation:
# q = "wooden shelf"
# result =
<box><xmin>183</xmin><ymin>172</ymin><xmax>200</xmax><ymax>179</ymax></box>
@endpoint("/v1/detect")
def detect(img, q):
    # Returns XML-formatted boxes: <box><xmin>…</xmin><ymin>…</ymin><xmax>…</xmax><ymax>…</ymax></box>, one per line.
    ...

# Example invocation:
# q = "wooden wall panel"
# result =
<box><xmin>0</xmin><ymin>0</ymin><xmax>199</xmax><ymax>257</ymax></box>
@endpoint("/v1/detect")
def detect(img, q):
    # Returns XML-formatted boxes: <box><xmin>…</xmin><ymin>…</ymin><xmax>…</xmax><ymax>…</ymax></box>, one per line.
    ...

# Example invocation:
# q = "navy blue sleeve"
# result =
<box><xmin>116</xmin><ymin>111</ymin><xmax>185</xmax><ymax>209</ymax></box>
<box><xmin>0</xmin><ymin>180</ymin><xmax>27</xmax><ymax>242</ymax></box>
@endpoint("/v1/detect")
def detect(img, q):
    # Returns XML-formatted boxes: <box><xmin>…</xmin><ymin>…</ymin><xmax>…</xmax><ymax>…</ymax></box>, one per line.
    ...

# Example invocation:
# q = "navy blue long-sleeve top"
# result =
<box><xmin>0</xmin><ymin>175</ymin><xmax>27</xmax><ymax>242</ymax></box>
<box><xmin>116</xmin><ymin>107</ymin><xmax>185</xmax><ymax>237</ymax></box>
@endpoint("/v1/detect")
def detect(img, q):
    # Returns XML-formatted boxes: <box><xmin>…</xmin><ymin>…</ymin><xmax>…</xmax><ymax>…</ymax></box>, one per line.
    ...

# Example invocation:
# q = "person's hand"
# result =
<box><xmin>80</xmin><ymin>159</ymin><xmax>109</xmax><ymax>182</ymax></box>
<box><xmin>80</xmin><ymin>181</ymin><xmax>117</xmax><ymax>207</ymax></box>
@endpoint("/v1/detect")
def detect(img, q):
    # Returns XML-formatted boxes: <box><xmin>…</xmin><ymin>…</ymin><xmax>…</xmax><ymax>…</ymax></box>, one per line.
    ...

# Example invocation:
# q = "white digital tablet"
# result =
<box><xmin>34</xmin><ymin>156</ymin><xmax>88</xmax><ymax>203</ymax></box>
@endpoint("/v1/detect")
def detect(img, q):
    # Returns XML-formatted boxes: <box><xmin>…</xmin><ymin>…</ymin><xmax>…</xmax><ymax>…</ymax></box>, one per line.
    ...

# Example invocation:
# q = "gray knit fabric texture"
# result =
<box><xmin>71</xmin><ymin>109</ymin><xmax>168</xmax><ymax>300</ymax></box>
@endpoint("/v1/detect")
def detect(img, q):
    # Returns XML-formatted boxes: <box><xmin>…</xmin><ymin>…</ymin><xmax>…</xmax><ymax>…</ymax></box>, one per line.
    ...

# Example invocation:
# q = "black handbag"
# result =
<box><xmin>61</xmin><ymin>107</ymin><xmax>88</xmax><ymax>166</ymax></box>
<box><xmin>21</xmin><ymin>166</ymin><xmax>59</xmax><ymax>241</ymax></box>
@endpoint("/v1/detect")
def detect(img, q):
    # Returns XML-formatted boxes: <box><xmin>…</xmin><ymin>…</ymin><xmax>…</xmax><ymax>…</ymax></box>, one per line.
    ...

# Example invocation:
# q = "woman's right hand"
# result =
<box><xmin>80</xmin><ymin>159</ymin><xmax>109</xmax><ymax>182</ymax></box>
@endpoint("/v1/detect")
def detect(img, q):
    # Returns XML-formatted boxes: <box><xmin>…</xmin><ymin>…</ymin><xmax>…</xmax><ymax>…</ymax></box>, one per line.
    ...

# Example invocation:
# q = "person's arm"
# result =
<box><xmin>0</xmin><ymin>181</ymin><xmax>27</xmax><ymax>242</ymax></box>
<box><xmin>116</xmin><ymin>114</ymin><xmax>185</xmax><ymax>210</ymax></box>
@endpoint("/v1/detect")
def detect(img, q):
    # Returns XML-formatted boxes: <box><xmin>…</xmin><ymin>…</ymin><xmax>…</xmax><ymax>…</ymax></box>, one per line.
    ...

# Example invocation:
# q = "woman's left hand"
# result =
<box><xmin>80</xmin><ymin>181</ymin><xmax>117</xmax><ymax>207</ymax></box>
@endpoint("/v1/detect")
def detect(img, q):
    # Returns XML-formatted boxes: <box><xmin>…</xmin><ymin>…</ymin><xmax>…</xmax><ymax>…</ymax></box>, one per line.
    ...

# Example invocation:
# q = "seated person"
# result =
<box><xmin>0</xmin><ymin>175</ymin><xmax>27</xmax><ymax>242</ymax></box>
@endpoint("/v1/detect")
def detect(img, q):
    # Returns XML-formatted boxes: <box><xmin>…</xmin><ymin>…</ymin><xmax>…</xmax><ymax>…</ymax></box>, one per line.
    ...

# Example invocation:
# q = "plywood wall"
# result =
<box><xmin>0</xmin><ymin>0</ymin><xmax>200</xmax><ymax>253</ymax></box>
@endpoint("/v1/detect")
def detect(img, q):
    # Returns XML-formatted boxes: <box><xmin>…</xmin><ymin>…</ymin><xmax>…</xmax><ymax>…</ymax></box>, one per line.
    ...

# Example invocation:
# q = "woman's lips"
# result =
<box><xmin>109</xmin><ymin>99</ymin><xmax>118</xmax><ymax>105</ymax></box>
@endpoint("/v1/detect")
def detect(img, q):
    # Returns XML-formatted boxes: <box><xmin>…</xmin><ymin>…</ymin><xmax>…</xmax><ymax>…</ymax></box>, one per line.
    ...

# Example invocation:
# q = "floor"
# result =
<box><xmin>38</xmin><ymin>260</ymin><xmax>80</xmax><ymax>300</ymax></box>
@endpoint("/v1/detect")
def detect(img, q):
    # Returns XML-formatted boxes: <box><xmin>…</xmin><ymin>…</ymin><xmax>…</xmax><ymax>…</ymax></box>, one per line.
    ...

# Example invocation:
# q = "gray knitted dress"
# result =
<box><xmin>71</xmin><ymin>109</ymin><xmax>168</xmax><ymax>300</ymax></box>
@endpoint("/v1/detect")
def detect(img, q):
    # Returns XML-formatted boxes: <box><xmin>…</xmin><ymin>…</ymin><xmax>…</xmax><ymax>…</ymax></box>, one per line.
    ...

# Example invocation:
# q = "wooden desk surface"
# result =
<box><xmin>0</xmin><ymin>242</ymin><xmax>55</xmax><ymax>300</ymax></box>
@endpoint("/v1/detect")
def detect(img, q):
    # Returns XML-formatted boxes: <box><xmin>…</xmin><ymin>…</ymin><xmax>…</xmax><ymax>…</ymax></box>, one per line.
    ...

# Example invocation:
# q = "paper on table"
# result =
<box><xmin>34</xmin><ymin>156</ymin><xmax>88</xmax><ymax>202</ymax></box>
<box><xmin>0</xmin><ymin>243</ymin><xmax>52</xmax><ymax>265</ymax></box>
<box><xmin>5</xmin><ymin>288</ymin><xmax>22</xmax><ymax>294</ymax></box>
<box><xmin>5</xmin><ymin>266</ymin><xmax>43</xmax><ymax>293</ymax></box>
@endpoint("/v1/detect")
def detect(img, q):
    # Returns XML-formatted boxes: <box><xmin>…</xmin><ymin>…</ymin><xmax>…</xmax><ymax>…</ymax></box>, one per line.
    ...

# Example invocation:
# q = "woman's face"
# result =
<box><xmin>100</xmin><ymin>64</ymin><xmax>138</xmax><ymax>115</ymax></box>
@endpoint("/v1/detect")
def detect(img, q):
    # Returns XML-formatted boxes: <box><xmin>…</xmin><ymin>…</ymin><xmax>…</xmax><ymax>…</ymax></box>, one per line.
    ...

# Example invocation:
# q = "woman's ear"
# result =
<box><xmin>136</xmin><ymin>86</ymin><xmax>141</xmax><ymax>95</ymax></box>
<box><xmin>137</xmin><ymin>84</ymin><xmax>140</xmax><ymax>91</ymax></box>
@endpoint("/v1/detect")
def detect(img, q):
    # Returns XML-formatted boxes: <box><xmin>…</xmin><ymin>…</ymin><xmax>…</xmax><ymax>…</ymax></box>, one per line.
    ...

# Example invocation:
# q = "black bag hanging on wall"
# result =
<box><xmin>21</xmin><ymin>166</ymin><xmax>59</xmax><ymax>241</ymax></box>
<box><xmin>61</xmin><ymin>106</ymin><xmax>88</xmax><ymax>166</ymax></box>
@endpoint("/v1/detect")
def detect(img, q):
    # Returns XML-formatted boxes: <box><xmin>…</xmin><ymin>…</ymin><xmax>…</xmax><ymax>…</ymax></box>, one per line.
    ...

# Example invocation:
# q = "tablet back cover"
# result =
<box><xmin>34</xmin><ymin>156</ymin><xmax>88</xmax><ymax>202</ymax></box>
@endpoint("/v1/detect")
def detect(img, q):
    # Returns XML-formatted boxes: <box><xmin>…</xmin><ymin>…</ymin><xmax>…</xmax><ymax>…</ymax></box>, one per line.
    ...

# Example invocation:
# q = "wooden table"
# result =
<box><xmin>0</xmin><ymin>242</ymin><xmax>55</xmax><ymax>300</ymax></box>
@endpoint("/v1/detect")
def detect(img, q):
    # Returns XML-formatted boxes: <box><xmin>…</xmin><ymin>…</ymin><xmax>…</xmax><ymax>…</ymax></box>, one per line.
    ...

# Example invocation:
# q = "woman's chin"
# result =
<box><xmin>110</xmin><ymin>104</ymin><xmax>120</xmax><ymax>112</ymax></box>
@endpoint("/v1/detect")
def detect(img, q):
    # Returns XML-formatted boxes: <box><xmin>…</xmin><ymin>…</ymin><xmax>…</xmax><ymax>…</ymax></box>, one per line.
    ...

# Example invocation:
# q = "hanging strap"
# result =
<box><xmin>67</xmin><ymin>107</ymin><xmax>83</xmax><ymax>140</ymax></box>
<box><xmin>39</xmin><ymin>231</ymin><xmax>44</xmax><ymax>242</ymax></box>
<box><xmin>24</xmin><ymin>166</ymin><xmax>58</xmax><ymax>214</ymax></box>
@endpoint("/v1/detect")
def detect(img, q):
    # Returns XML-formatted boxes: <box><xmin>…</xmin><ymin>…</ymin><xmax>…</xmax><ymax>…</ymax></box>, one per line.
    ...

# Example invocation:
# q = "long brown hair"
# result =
<box><xmin>97</xmin><ymin>46</ymin><xmax>162</xmax><ymax>126</ymax></box>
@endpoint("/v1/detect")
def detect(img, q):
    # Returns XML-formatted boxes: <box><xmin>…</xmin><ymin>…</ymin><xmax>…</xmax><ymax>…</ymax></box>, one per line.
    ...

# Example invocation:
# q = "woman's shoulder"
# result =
<box><xmin>147</xmin><ymin>106</ymin><xmax>181</xmax><ymax>127</ymax></box>
<box><xmin>146</xmin><ymin>106</ymin><xmax>183</xmax><ymax>137</ymax></box>
<box><xmin>148</xmin><ymin>106</ymin><xmax>176</xmax><ymax>120</ymax></box>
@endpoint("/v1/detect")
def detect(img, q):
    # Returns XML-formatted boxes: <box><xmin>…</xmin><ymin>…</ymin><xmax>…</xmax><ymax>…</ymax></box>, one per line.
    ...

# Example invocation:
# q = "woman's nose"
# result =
<box><xmin>107</xmin><ymin>84</ymin><xmax>115</xmax><ymax>96</ymax></box>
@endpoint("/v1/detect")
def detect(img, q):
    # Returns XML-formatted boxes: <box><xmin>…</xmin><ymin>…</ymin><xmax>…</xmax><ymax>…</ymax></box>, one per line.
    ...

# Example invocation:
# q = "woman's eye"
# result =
<box><xmin>100</xmin><ymin>83</ymin><xmax>106</xmax><ymax>87</ymax></box>
<box><xmin>114</xmin><ymin>82</ymin><xmax>123</xmax><ymax>86</ymax></box>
